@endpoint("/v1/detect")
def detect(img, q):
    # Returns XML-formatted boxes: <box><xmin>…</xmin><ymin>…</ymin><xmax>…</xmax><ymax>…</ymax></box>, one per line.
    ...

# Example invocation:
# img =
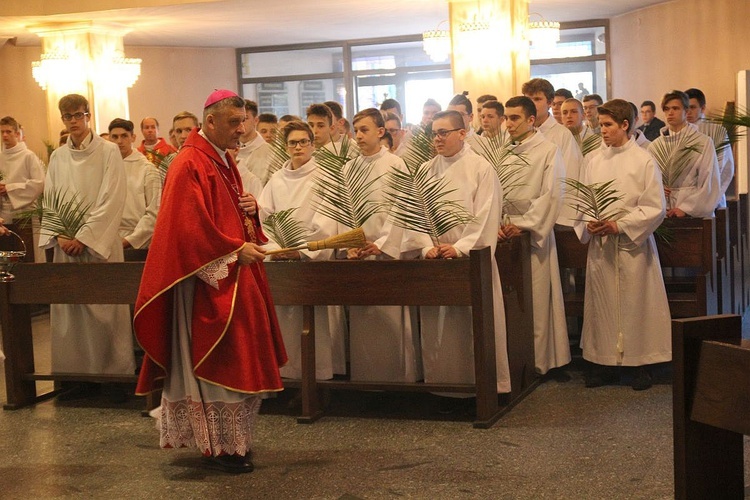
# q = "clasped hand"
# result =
<box><xmin>587</xmin><ymin>220</ymin><xmax>619</xmax><ymax>236</ymax></box>
<box><xmin>57</xmin><ymin>236</ymin><xmax>86</xmax><ymax>256</ymax></box>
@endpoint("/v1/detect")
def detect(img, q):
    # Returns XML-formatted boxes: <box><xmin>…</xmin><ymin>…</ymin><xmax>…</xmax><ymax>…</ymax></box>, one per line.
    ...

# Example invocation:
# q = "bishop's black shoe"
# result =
<box><xmin>202</xmin><ymin>454</ymin><xmax>254</xmax><ymax>474</ymax></box>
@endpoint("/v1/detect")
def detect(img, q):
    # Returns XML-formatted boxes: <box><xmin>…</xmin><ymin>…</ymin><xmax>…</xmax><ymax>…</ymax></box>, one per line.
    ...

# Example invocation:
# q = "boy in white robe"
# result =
<box><xmin>108</xmin><ymin>118</ymin><xmax>161</xmax><ymax>250</ymax></box>
<box><xmin>648</xmin><ymin>90</ymin><xmax>720</xmax><ymax>218</ymax></box>
<box><xmin>402</xmin><ymin>110</ymin><xmax>510</xmax><ymax>409</ymax></box>
<box><xmin>258</xmin><ymin>121</ymin><xmax>347</xmax><ymax>381</ymax></box>
<box><xmin>497</xmin><ymin>96</ymin><xmax>571</xmax><ymax>376</ymax></box>
<box><xmin>40</xmin><ymin>94</ymin><xmax>134</xmax><ymax>396</ymax></box>
<box><xmin>0</xmin><ymin>115</ymin><xmax>45</xmax><ymax>260</ymax></box>
<box><xmin>236</xmin><ymin>100</ymin><xmax>271</xmax><ymax>185</ymax></box>
<box><xmin>522</xmin><ymin>78</ymin><xmax>584</xmax><ymax>226</ymax></box>
<box><xmin>342</xmin><ymin>108</ymin><xmax>421</xmax><ymax>383</ymax></box>
<box><xmin>574</xmin><ymin>99</ymin><xmax>671</xmax><ymax>390</ymax></box>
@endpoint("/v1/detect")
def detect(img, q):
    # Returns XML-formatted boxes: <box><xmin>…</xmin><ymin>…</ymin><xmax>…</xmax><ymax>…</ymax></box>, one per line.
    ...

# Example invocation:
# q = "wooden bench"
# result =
<box><xmin>553</xmin><ymin>226</ymin><xmax>587</xmax><ymax>318</ymax></box>
<box><xmin>672</xmin><ymin>314</ymin><xmax>747</xmax><ymax>499</ymax></box>
<box><xmin>713</xmin><ymin>207</ymin><xmax>731</xmax><ymax>314</ymax></box>
<box><xmin>265</xmin><ymin>242</ymin><xmax>537</xmax><ymax>429</ymax></box>
<box><xmin>1</xmin><ymin>241</ymin><xmax>536</xmax><ymax>428</ymax></box>
<box><xmin>657</xmin><ymin>217</ymin><xmax>718</xmax><ymax>318</ymax></box>
<box><xmin>726</xmin><ymin>198</ymin><xmax>744</xmax><ymax>315</ymax></box>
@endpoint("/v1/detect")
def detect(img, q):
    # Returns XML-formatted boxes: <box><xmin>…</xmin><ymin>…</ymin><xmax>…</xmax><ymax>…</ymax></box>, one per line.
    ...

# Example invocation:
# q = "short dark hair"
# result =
<box><xmin>381</xmin><ymin>131</ymin><xmax>393</xmax><ymax>149</ymax></box>
<box><xmin>58</xmin><ymin>94</ymin><xmax>89</xmax><ymax>114</ymax></box>
<box><xmin>0</xmin><ymin>116</ymin><xmax>19</xmax><ymax>131</ymax></box>
<box><xmin>323</xmin><ymin>101</ymin><xmax>343</xmax><ymax>121</ymax></box>
<box><xmin>598</xmin><ymin>99</ymin><xmax>634</xmax><ymax>133</ymax></box>
<box><xmin>481</xmin><ymin>100</ymin><xmax>505</xmax><ymax>116</ymax></box>
<box><xmin>204</xmin><ymin>96</ymin><xmax>245</xmax><ymax>122</ymax></box>
<box><xmin>685</xmin><ymin>88</ymin><xmax>706</xmax><ymax>108</ymax></box>
<box><xmin>384</xmin><ymin>112</ymin><xmax>402</xmax><ymax>129</ymax></box>
<box><xmin>353</xmin><ymin>107</ymin><xmax>385</xmax><ymax>128</ymax></box>
<box><xmin>477</xmin><ymin>94</ymin><xmax>498</xmax><ymax>105</ymax></box>
<box><xmin>505</xmin><ymin>96</ymin><xmax>537</xmax><ymax>119</ymax></box>
<box><xmin>661</xmin><ymin>90</ymin><xmax>689</xmax><ymax>111</ymax></box>
<box><xmin>306</xmin><ymin>103</ymin><xmax>334</xmax><ymax>125</ymax></box>
<box><xmin>244</xmin><ymin>99</ymin><xmax>259</xmax><ymax>117</ymax></box>
<box><xmin>554</xmin><ymin>88</ymin><xmax>574</xmax><ymax>99</ymax></box>
<box><xmin>173</xmin><ymin>111</ymin><xmax>199</xmax><ymax>127</ymax></box>
<box><xmin>641</xmin><ymin>100</ymin><xmax>657</xmax><ymax>112</ymax></box>
<box><xmin>108</xmin><ymin>118</ymin><xmax>135</xmax><ymax>133</ymax></box>
<box><xmin>423</xmin><ymin>98</ymin><xmax>442</xmax><ymax>110</ymax></box>
<box><xmin>449</xmin><ymin>91</ymin><xmax>473</xmax><ymax>115</ymax></box>
<box><xmin>279</xmin><ymin>114</ymin><xmax>301</xmax><ymax>123</ymax></box>
<box><xmin>432</xmin><ymin>110</ymin><xmax>466</xmax><ymax>130</ymax></box>
<box><xmin>521</xmin><ymin>78</ymin><xmax>554</xmax><ymax>101</ymax></box>
<box><xmin>582</xmin><ymin>94</ymin><xmax>603</xmax><ymax>105</ymax></box>
<box><xmin>140</xmin><ymin>117</ymin><xmax>159</xmax><ymax>129</ymax></box>
<box><xmin>258</xmin><ymin>113</ymin><xmax>277</xmax><ymax>124</ymax></box>
<box><xmin>282</xmin><ymin>120</ymin><xmax>314</xmax><ymax>143</ymax></box>
<box><xmin>379</xmin><ymin>98</ymin><xmax>402</xmax><ymax>116</ymax></box>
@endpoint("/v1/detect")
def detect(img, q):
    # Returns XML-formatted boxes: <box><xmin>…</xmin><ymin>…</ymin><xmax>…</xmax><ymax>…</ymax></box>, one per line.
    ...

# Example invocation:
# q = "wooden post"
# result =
<box><xmin>672</xmin><ymin>314</ymin><xmax>744</xmax><ymax>499</ymax></box>
<box><xmin>298</xmin><ymin>305</ymin><xmax>321</xmax><ymax>424</ymax></box>
<box><xmin>0</xmin><ymin>284</ymin><xmax>38</xmax><ymax>409</ymax></box>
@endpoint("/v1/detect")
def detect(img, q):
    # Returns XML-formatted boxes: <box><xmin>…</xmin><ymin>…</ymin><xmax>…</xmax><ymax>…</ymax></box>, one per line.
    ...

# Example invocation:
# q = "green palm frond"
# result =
<box><xmin>402</xmin><ymin>125</ymin><xmax>436</xmax><ymax>171</ymax></box>
<box><xmin>266</xmin><ymin>133</ymin><xmax>290</xmax><ymax>183</ymax></box>
<box><xmin>563</xmin><ymin>178</ymin><xmax>626</xmax><ymax>222</ymax></box>
<box><xmin>580</xmin><ymin>132</ymin><xmax>603</xmax><ymax>156</ymax></box>
<box><xmin>312</xmin><ymin>153</ymin><xmax>384</xmax><ymax>229</ymax></box>
<box><xmin>707</xmin><ymin>106</ymin><xmax>747</xmax><ymax>147</ymax></box>
<box><xmin>384</xmin><ymin>162</ymin><xmax>476</xmax><ymax>246</ymax></box>
<box><xmin>15</xmin><ymin>189</ymin><xmax>92</xmax><ymax>239</ymax></box>
<box><xmin>262</xmin><ymin>208</ymin><xmax>310</xmax><ymax>248</ymax></box>
<box><xmin>472</xmin><ymin>133</ymin><xmax>529</xmax><ymax>213</ymax></box>
<box><xmin>156</xmin><ymin>152</ymin><xmax>176</xmax><ymax>184</ymax></box>
<box><xmin>649</xmin><ymin>133</ymin><xmax>701</xmax><ymax>188</ymax></box>
<box><xmin>700</xmin><ymin>121</ymin><xmax>732</xmax><ymax>156</ymax></box>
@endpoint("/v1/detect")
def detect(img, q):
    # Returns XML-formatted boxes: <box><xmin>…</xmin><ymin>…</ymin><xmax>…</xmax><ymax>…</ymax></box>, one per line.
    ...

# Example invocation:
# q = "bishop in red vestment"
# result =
<box><xmin>135</xmin><ymin>90</ymin><xmax>287</xmax><ymax>474</ymax></box>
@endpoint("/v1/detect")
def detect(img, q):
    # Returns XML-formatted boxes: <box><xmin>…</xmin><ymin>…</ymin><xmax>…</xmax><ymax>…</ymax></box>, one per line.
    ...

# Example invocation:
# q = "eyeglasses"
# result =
<box><xmin>431</xmin><ymin>128</ymin><xmax>462</xmax><ymax>139</ymax></box>
<box><xmin>61</xmin><ymin>112</ymin><xmax>89</xmax><ymax>122</ymax></box>
<box><xmin>386</xmin><ymin>128</ymin><xmax>401</xmax><ymax>135</ymax></box>
<box><xmin>287</xmin><ymin>138</ymin><xmax>311</xmax><ymax>148</ymax></box>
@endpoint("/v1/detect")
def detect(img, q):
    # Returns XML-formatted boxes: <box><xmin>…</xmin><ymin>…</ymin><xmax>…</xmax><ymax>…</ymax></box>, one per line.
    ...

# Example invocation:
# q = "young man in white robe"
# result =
<box><xmin>574</xmin><ymin>99</ymin><xmax>671</xmax><ymax>391</ymax></box>
<box><xmin>403</xmin><ymin>110</ymin><xmax>510</xmax><ymax>410</ymax></box>
<box><xmin>522</xmin><ymin>78</ymin><xmax>584</xmax><ymax>226</ymax></box>
<box><xmin>497</xmin><ymin>96</ymin><xmax>571</xmax><ymax>377</ymax></box>
<box><xmin>307</xmin><ymin>103</ymin><xmax>359</xmax><ymax>159</ymax></box>
<box><xmin>108</xmin><ymin>118</ymin><xmax>161</xmax><ymax>251</ymax></box>
<box><xmin>647</xmin><ymin>90</ymin><xmax>721</xmax><ymax>218</ymax></box>
<box><xmin>236</xmin><ymin>99</ymin><xmax>271</xmax><ymax>186</ymax></box>
<box><xmin>560</xmin><ymin>98</ymin><xmax>602</xmax><ymax>157</ymax></box>
<box><xmin>0</xmin><ymin>115</ymin><xmax>45</xmax><ymax>260</ymax></box>
<box><xmin>342</xmin><ymin>108</ymin><xmax>421</xmax><ymax>383</ymax></box>
<box><xmin>40</xmin><ymin>94</ymin><xmax>134</xmax><ymax>397</ymax></box>
<box><xmin>257</xmin><ymin>121</ymin><xmax>347</xmax><ymax>381</ymax></box>
<box><xmin>477</xmin><ymin>100</ymin><xmax>508</xmax><ymax>145</ymax></box>
<box><xmin>448</xmin><ymin>92</ymin><xmax>482</xmax><ymax>151</ymax></box>
<box><xmin>685</xmin><ymin>87</ymin><xmax>735</xmax><ymax>208</ymax></box>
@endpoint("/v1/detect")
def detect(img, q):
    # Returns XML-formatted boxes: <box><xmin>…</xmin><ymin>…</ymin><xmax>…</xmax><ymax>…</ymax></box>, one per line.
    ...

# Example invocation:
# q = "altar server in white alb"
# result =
<box><xmin>107</xmin><ymin>118</ymin><xmax>161</xmax><ymax>250</ymax></box>
<box><xmin>341</xmin><ymin>108</ymin><xmax>421</xmax><ymax>383</ymax></box>
<box><xmin>685</xmin><ymin>87</ymin><xmax>735</xmax><ymax>209</ymax></box>
<box><xmin>257</xmin><ymin>120</ymin><xmax>347</xmax><ymax>380</ymax></box>
<box><xmin>404</xmin><ymin>110</ymin><xmax>510</xmax><ymax>395</ymax></box>
<box><xmin>0</xmin><ymin>115</ymin><xmax>45</xmax><ymax>243</ymax></box>
<box><xmin>236</xmin><ymin>99</ymin><xmax>270</xmax><ymax>191</ymax></box>
<box><xmin>40</xmin><ymin>94</ymin><xmax>134</xmax><ymax>381</ymax></box>
<box><xmin>497</xmin><ymin>96</ymin><xmax>570</xmax><ymax>376</ymax></box>
<box><xmin>648</xmin><ymin>90</ymin><xmax>720</xmax><ymax>218</ymax></box>
<box><xmin>574</xmin><ymin>99</ymin><xmax>671</xmax><ymax>391</ymax></box>
<box><xmin>522</xmin><ymin>78</ymin><xmax>584</xmax><ymax>226</ymax></box>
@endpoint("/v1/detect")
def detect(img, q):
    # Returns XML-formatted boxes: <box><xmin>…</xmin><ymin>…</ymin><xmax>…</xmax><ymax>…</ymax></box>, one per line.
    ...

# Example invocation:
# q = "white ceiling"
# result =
<box><xmin>0</xmin><ymin>0</ymin><xmax>671</xmax><ymax>49</ymax></box>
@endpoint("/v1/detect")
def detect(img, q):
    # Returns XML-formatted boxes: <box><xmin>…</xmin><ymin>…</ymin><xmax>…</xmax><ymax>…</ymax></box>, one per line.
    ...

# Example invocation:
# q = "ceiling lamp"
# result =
<box><xmin>422</xmin><ymin>21</ymin><xmax>451</xmax><ymax>63</ymax></box>
<box><xmin>528</xmin><ymin>15</ymin><xmax>560</xmax><ymax>48</ymax></box>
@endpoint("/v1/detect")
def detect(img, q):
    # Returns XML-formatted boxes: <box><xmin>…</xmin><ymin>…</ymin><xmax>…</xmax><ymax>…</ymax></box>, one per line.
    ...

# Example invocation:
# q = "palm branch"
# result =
<box><xmin>706</xmin><ymin>106</ymin><xmax>747</xmax><ymax>147</ymax></box>
<box><xmin>266</xmin><ymin>133</ymin><xmax>290</xmax><ymax>183</ymax></box>
<box><xmin>700</xmin><ymin>121</ymin><xmax>732</xmax><ymax>156</ymax></box>
<box><xmin>472</xmin><ymin>133</ymin><xmax>529</xmax><ymax>212</ymax></box>
<box><xmin>579</xmin><ymin>132</ymin><xmax>603</xmax><ymax>157</ymax></box>
<box><xmin>563</xmin><ymin>178</ymin><xmax>626</xmax><ymax>222</ymax></box>
<box><xmin>15</xmin><ymin>189</ymin><xmax>92</xmax><ymax>239</ymax></box>
<box><xmin>649</xmin><ymin>133</ymin><xmax>701</xmax><ymax>188</ymax></box>
<box><xmin>402</xmin><ymin>124</ymin><xmax>436</xmax><ymax>171</ymax></box>
<box><xmin>384</xmin><ymin>162</ymin><xmax>475</xmax><ymax>247</ymax></box>
<box><xmin>312</xmin><ymin>152</ymin><xmax>383</xmax><ymax>229</ymax></box>
<box><xmin>262</xmin><ymin>208</ymin><xmax>310</xmax><ymax>249</ymax></box>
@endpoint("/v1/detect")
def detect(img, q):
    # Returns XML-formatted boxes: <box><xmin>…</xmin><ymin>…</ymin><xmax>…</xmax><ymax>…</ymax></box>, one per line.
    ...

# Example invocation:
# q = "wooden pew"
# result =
<box><xmin>1</xmin><ymin>243</ymin><xmax>537</xmax><ymax>428</ymax></box>
<box><xmin>672</xmin><ymin>314</ymin><xmax>746</xmax><ymax>499</ymax></box>
<box><xmin>553</xmin><ymin>226</ymin><xmax>587</xmax><ymax>318</ymax></box>
<box><xmin>740</xmin><ymin>193</ymin><xmax>750</xmax><ymax>310</ymax></box>
<box><xmin>714</xmin><ymin>207</ymin><xmax>731</xmax><ymax>314</ymax></box>
<box><xmin>726</xmin><ymin>198</ymin><xmax>744</xmax><ymax>315</ymax></box>
<box><xmin>656</xmin><ymin>217</ymin><xmax>718</xmax><ymax>318</ymax></box>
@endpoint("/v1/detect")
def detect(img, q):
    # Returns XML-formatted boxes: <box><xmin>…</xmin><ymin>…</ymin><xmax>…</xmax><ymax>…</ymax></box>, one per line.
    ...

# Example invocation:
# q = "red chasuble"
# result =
<box><xmin>135</xmin><ymin>129</ymin><xmax>287</xmax><ymax>395</ymax></box>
